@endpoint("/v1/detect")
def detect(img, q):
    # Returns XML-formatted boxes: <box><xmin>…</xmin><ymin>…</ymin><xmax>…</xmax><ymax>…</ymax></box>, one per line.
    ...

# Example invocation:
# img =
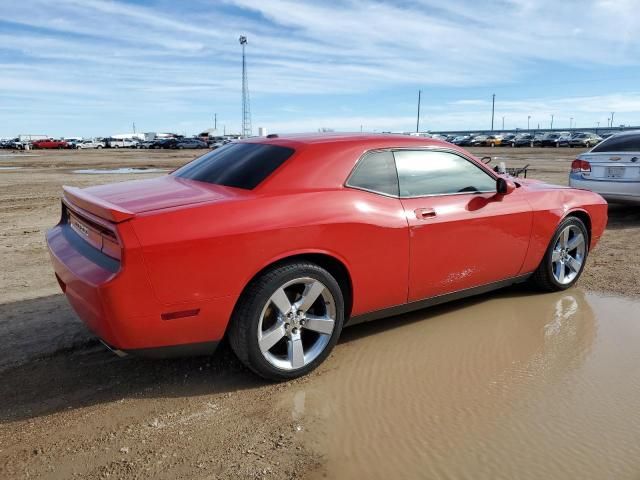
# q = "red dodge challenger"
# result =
<box><xmin>47</xmin><ymin>134</ymin><xmax>607</xmax><ymax>380</ymax></box>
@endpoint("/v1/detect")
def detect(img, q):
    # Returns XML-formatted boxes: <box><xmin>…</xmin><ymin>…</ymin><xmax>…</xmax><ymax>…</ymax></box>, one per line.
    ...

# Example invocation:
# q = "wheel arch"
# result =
<box><xmin>235</xmin><ymin>251</ymin><xmax>354</xmax><ymax>321</ymax></box>
<box><xmin>563</xmin><ymin>208</ymin><xmax>592</xmax><ymax>246</ymax></box>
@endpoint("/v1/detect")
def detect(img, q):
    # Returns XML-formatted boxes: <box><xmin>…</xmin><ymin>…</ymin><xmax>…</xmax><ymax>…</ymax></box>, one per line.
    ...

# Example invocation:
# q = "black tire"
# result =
<box><xmin>530</xmin><ymin>216</ymin><xmax>589</xmax><ymax>292</ymax></box>
<box><xmin>228</xmin><ymin>262</ymin><xmax>345</xmax><ymax>381</ymax></box>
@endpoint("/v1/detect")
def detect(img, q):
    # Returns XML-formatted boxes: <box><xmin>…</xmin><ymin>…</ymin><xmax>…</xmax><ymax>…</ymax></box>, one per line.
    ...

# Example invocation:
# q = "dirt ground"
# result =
<box><xmin>0</xmin><ymin>146</ymin><xmax>639</xmax><ymax>479</ymax></box>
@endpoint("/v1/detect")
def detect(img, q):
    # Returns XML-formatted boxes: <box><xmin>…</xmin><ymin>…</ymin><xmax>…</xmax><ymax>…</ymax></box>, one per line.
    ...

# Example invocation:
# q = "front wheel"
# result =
<box><xmin>228</xmin><ymin>262</ymin><xmax>344</xmax><ymax>381</ymax></box>
<box><xmin>530</xmin><ymin>217</ymin><xmax>589</xmax><ymax>291</ymax></box>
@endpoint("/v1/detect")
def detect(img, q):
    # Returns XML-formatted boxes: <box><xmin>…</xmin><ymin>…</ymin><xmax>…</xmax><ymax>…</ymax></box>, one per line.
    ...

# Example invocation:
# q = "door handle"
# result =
<box><xmin>415</xmin><ymin>208</ymin><xmax>436</xmax><ymax>219</ymax></box>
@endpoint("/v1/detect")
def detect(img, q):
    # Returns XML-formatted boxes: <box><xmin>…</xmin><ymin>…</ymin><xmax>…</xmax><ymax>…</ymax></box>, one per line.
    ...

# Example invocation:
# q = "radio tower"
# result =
<box><xmin>239</xmin><ymin>35</ymin><xmax>252</xmax><ymax>138</ymax></box>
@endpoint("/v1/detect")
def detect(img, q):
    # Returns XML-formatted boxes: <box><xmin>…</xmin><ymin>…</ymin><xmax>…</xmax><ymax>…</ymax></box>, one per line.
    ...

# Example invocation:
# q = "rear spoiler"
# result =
<box><xmin>63</xmin><ymin>186</ymin><xmax>135</xmax><ymax>223</ymax></box>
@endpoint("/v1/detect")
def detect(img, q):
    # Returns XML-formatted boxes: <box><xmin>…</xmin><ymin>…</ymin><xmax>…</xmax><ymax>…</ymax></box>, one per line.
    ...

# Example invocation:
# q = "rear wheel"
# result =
<box><xmin>531</xmin><ymin>217</ymin><xmax>589</xmax><ymax>291</ymax></box>
<box><xmin>228</xmin><ymin>262</ymin><xmax>344</xmax><ymax>381</ymax></box>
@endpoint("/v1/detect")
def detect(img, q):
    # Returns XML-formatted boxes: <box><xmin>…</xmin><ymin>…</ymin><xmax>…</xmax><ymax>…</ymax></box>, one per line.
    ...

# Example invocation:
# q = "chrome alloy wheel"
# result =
<box><xmin>257</xmin><ymin>277</ymin><xmax>336</xmax><ymax>371</ymax></box>
<box><xmin>551</xmin><ymin>225</ymin><xmax>586</xmax><ymax>285</ymax></box>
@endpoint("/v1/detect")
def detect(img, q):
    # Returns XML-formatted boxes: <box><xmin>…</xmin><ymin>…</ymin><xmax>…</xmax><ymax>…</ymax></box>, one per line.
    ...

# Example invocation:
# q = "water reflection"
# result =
<box><xmin>280</xmin><ymin>289</ymin><xmax>640</xmax><ymax>480</ymax></box>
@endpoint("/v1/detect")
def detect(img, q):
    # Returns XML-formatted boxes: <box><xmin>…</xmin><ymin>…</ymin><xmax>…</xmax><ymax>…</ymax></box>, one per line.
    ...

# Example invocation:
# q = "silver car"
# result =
<box><xmin>569</xmin><ymin>131</ymin><xmax>640</xmax><ymax>204</ymax></box>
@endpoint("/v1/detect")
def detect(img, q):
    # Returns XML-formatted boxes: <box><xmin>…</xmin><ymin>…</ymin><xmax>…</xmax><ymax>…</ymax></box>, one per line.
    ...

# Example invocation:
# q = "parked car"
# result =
<box><xmin>149</xmin><ymin>138</ymin><xmax>176</xmax><ymax>149</ymax></box>
<box><xmin>470</xmin><ymin>135</ymin><xmax>503</xmax><ymax>147</ymax></box>
<box><xmin>175</xmin><ymin>138</ymin><xmax>208</xmax><ymax>149</ymax></box>
<box><xmin>499</xmin><ymin>134</ymin><xmax>517</xmax><ymax>147</ymax></box>
<box><xmin>558</xmin><ymin>132</ymin><xmax>580</xmax><ymax>147</ymax></box>
<box><xmin>569</xmin><ymin>131</ymin><xmax>640</xmax><ymax>204</ymax></box>
<box><xmin>47</xmin><ymin>134</ymin><xmax>607</xmax><ymax>380</ymax></box>
<box><xmin>136</xmin><ymin>140</ymin><xmax>156</xmax><ymax>149</ymax></box>
<box><xmin>470</xmin><ymin>135</ymin><xmax>490</xmax><ymax>146</ymax></box>
<box><xmin>32</xmin><ymin>139</ymin><xmax>68</xmax><ymax>149</ymax></box>
<box><xmin>77</xmin><ymin>139</ymin><xmax>105</xmax><ymax>149</ymax></box>
<box><xmin>107</xmin><ymin>138</ymin><xmax>139</xmax><ymax>148</ymax></box>
<box><xmin>452</xmin><ymin>135</ymin><xmax>473</xmax><ymax>146</ymax></box>
<box><xmin>512</xmin><ymin>134</ymin><xmax>534</xmax><ymax>147</ymax></box>
<box><xmin>569</xmin><ymin>132</ymin><xmax>602</xmax><ymax>148</ymax></box>
<box><xmin>538</xmin><ymin>133</ymin><xmax>564</xmax><ymax>147</ymax></box>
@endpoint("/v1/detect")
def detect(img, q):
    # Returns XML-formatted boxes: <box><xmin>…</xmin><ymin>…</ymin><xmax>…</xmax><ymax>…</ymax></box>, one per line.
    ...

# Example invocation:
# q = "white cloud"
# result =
<box><xmin>1</xmin><ymin>0</ymin><xmax>640</xmax><ymax>135</ymax></box>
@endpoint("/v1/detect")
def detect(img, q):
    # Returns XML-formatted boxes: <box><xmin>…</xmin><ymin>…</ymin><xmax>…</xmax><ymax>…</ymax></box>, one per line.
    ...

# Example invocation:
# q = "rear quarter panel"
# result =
<box><xmin>131</xmin><ymin>188</ymin><xmax>410</xmax><ymax>320</ymax></box>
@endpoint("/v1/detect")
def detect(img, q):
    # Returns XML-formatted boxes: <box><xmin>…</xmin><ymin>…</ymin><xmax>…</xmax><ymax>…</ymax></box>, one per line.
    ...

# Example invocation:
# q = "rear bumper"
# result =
<box><xmin>569</xmin><ymin>174</ymin><xmax>640</xmax><ymax>204</ymax></box>
<box><xmin>46</xmin><ymin>223</ymin><xmax>237</xmax><ymax>354</ymax></box>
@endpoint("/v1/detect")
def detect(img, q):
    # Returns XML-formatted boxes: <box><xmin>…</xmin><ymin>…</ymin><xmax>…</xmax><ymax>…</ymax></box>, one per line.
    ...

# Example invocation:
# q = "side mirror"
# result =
<box><xmin>496</xmin><ymin>177</ymin><xmax>516</xmax><ymax>195</ymax></box>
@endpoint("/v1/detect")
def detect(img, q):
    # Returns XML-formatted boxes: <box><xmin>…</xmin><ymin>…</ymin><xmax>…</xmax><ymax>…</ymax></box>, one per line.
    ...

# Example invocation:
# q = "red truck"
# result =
<box><xmin>32</xmin><ymin>139</ymin><xmax>68</xmax><ymax>149</ymax></box>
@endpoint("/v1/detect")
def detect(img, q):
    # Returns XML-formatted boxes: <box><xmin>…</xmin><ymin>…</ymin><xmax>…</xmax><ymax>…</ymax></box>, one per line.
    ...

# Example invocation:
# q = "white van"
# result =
<box><xmin>108</xmin><ymin>138</ymin><xmax>138</xmax><ymax>148</ymax></box>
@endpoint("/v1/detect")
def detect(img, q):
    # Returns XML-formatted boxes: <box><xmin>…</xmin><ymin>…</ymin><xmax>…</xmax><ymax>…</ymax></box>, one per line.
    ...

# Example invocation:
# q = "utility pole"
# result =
<box><xmin>611</xmin><ymin>111</ymin><xmax>615</xmax><ymax>127</ymax></box>
<box><xmin>491</xmin><ymin>93</ymin><xmax>495</xmax><ymax>131</ymax></box>
<box><xmin>527</xmin><ymin>115</ymin><xmax>531</xmax><ymax>131</ymax></box>
<box><xmin>416</xmin><ymin>90</ymin><xmax>421</xmax><ymax>133</ymax></box>
<box><xmin>214</xmin><ymin>113</ymin><xmax>217</xmax><ymax>131</ymax></box>
<box><xmin>132</xmin><ymin>122</ymin><xmax>136</xmax><ymax>134</ymax></box>
<box><xmin>570</xmin><ymin>117</ymin><xmax>573</xmax><ymax>129</ymax></box>
<box><xmin>239</xmin><ymin>35</ymin><xmax>252</xmax><ymax>138</ymax></box>
<box><xmin>550</xmin><ymin>114</ymin><xmax>554</xmax><ymax>130</ymax></box>
<box><xmin>502</xmin><ymin>116</ymin><xmax>505</xmax><ymax>130</ymax></box>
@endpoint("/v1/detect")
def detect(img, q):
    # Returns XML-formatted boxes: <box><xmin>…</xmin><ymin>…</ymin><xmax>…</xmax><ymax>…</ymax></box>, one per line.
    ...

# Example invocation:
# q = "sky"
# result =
<box><xmin>1</xmin><ymin>0</ymin><xmax>640</xmax><ymax>138</ymax></box>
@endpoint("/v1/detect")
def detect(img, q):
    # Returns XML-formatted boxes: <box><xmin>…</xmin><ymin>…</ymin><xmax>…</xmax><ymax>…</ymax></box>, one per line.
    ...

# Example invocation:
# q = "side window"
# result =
<box><xmin>394</xmin><ymin>150</ymin><xmax>496</xmax><ymax>197</ymax></box>
<box><xmin>346</xmin><ymin>151</ymin><xmax>399</xmax><ymax>196</ymax></box>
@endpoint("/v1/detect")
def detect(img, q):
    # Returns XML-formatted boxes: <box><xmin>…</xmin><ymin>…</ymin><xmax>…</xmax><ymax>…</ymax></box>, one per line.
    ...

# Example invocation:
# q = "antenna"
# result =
<box><xmin>239</xmin><ymin>35</ymin><xmax>252</xmax><ymax>138</ymax></box>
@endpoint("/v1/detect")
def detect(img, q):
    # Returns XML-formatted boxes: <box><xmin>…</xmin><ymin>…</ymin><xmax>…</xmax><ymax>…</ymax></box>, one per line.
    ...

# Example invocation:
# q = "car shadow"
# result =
<box><xmin>606</xmin><ymin>203</ymin><xmax>640</xmax><ymax>230</ymax></box>
<box><xmin>0</xmin><ymin>295</ymin><xmax>265</xmax><ymax>423</ymax></box>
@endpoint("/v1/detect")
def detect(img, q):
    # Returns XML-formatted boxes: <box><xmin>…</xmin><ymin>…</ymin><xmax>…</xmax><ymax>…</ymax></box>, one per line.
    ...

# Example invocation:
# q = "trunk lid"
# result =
<box><xmin>578</xmin><ymin>152</ymin><xmax>640</xmax><ymax>181</ymax></box>
<box><xmin>64</xmin><ymin>175</ymin><xmax>245</xmax><ymax>222</ymax></box>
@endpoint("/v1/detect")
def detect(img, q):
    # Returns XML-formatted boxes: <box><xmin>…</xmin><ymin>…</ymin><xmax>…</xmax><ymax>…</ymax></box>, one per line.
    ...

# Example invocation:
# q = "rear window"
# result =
<box><xmin>592</xmin><ymin>134</ymin><xmax>640</xmax><ymax>152</ymax></box>
<box><xmin>173</xmin><ymin>143</ymin><xmax>294</xmax><ymax>189</ymax></box>
<box><xmin>346</xmin><ymin>151</ymin><xmax>399</xmax><ymax>196</ymax></box>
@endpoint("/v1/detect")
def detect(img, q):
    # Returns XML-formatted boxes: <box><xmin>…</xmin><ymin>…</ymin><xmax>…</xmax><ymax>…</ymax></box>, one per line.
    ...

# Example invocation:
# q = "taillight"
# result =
<box><xmin>101</xmin><ymin>232</ymin><xmax>122</xmax><ymax>260</ymax></box>
<box><xmin>571</xmin><ymin>159</ymin><xmax>591</xmax><ymax>173</ymax></box>
<box><xmin>64</xmin><ymin>204</ymin><xmax>122</xmax><ymax>260</ymax></box>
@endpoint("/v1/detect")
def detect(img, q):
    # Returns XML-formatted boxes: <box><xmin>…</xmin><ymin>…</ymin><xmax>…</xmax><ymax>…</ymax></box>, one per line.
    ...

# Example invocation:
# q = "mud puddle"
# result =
<box><xmin>283</xmin><ymin>289</ymin><xmax>640</xmax><ymax>480</ymax></box>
